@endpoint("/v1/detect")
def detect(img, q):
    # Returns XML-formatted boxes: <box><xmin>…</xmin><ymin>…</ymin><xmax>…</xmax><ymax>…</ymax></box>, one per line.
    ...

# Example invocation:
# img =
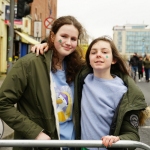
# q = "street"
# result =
<box><xmin>136</xmin><ymin>80</ymin><xmax>150</xmax><ymax>105</ymax></box>
<box><xmin>0</xmin><ymin>75</ymin><xmax>150</xmax><ymax>150</ymax></box>
<box><xmin>136</xmin><ymin>77</ymin><xmax>150</xmax><ymax>150</ymax></box>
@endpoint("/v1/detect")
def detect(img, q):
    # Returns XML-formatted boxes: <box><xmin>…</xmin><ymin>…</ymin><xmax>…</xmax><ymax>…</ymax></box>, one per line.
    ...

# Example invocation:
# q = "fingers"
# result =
<box><xmin>31</xmin><ymin>45</ymin><xmax>40</xmax><ymax>56</ymax></box>
<box><xmin>43</xmin><ymin>44</ymin><xmax>49</xmax><ymax>52</ymax></box>
<box><xmin>41</xmin><ymin>43</ymin><xmax>49</xmax><ymax>53</ymax></box>
<box><xmin>31</xmin><ymin>43</ymin><xmax>48</xmax><ymax>56</ymax></box>
<box><xmin>101</xmin><ymin>135</ymin><xmax>120</xmax><ymax>148</ymax></box>
<box><xmin>35</xmin><ymin>132</ymin><xmax>51</xmax><ymax>140</ymax></box>
<box><xmin>31</xmin><ymin>45</ymin><xmax>37</xmax><ymax>53</ymax></box>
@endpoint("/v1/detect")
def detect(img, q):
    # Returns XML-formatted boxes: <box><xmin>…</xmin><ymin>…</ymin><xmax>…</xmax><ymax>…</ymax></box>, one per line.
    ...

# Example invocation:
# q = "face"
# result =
<box><xmin>53</xmin><ymin>24</ymin><xmax>79</xmax><ymax>59</ymax></box>
<box><xmin>89</xmin><ymin>40</ymin><xmax>116</xmax><ymax>72</ymax></box>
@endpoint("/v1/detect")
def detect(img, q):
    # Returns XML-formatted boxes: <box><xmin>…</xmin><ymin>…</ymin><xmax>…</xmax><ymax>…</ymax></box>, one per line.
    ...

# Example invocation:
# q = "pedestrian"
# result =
<box><xmin>143</xmin><ymin>55</ymin><xmax>150</xmax><ymax>82</ymax></box>
<box><xmin>137</xmin><ymin>56</ymin><xmax>143</xmax><ymax>82</ymax></box>
<box><xmin>129</xmin><ymin>52</ymin><xmax>139</xmax><ymax>81</ymax></box>
<box><xmin>0</xmin><ymin>15</ymin><xmax>86</xmax><ymax>150</ymax></box>
<box><xmin>31</xmin><ymin>36</ymin><xmax>149</xmax><ymax>150</ymax></box>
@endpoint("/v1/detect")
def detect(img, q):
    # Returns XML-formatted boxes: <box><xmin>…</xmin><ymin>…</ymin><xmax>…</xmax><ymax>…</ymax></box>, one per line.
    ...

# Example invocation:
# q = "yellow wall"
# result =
<box><xmin>0</xmin><ymin>0</ymin><xmax>8</xmax><ymax>73</ymax></box>
<box><xmin>0</xmin><ymin>19</ymin><xmax>7</xmax><ymax>73</ymax></box>
<box><xmin>80</xmin><ymin>44</ymin><xmax>88</xmax><ymax>58</ymax></box>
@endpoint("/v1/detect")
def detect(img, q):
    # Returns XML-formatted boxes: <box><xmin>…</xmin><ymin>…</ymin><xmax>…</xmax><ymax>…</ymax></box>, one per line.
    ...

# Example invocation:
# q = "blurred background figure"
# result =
<box><xmin>138</xmin><ymin>56</ymin><xmax>144</xmax><ymax>82</ymax></box>
<box><xmin>143</xmin><ymin>55</ymin><xmax>150</xmax><ymax>82</ymax></box>
<box><xmin>129</xmin><ymin>52</ymin><xmax>139</xmax><ymax>81</ymax></box>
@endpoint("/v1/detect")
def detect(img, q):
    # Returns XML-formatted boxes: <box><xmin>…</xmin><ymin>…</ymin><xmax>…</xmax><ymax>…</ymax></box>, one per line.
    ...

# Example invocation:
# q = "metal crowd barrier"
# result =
<box><xmin>0</xmin><ymin>140</ymin><xmax>150</xmax><ymax>150</ymax></box>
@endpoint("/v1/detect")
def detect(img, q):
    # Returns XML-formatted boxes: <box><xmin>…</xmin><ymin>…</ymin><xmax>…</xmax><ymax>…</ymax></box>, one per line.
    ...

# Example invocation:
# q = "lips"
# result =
<box><xmin>95</xmin><ymin>60</ymin><xmax>104</xmax><ymax>63</ymax></box>
<box><xmin>63</xmin><ymin>47</ymin><xmax>71</xmax><ymax>51</ymax></box>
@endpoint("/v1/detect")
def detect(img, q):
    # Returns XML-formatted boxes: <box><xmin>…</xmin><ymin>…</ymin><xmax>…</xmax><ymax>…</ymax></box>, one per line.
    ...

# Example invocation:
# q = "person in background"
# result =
<box><xmin>31</xmin><ymin>36</ymin><xmax>150</xmax><ymax>150</ymax></box>
<box><xmin>0</xmin><ymin>15</ymin><xmax>86</xmax><ymax>150</ymax></box>
<box><xmin>129</xmin><ymin>52</ymin><xmax>139</xmax><ymax>81</ymax></box>
<box><xmin>137</xmin><ymin>56</ymin><xmax>143</xmax><ymax>82</ymax></box>
<box><xmin>143</xmin><ymin>54</ymin><xmax>150</xmax><ymax>82</ymax></box>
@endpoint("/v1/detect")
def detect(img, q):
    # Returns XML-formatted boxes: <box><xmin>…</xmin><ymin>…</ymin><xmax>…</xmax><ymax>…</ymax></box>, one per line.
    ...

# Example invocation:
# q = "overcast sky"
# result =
<box><xmin>57</xmin><ymin>0</ymin><xmax>150</xmax><ymax>39</ymax></box>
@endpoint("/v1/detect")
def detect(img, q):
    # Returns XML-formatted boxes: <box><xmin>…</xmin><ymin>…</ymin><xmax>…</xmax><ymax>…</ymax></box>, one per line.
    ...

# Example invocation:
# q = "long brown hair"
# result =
<box><xmin>47</xmin><ymin>16</ymin><xmax>86</xmax><ymax>84</ymax></box>
<box><xmin>85</xmin><ymin>36</ymin><xmax>129</xmax><ymax>75</ymax></box>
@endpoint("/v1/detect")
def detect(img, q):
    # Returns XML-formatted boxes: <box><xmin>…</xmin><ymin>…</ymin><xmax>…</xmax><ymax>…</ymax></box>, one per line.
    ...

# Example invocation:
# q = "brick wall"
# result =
<box><xmin>30</xmin><ymin>0</ymin><xmax>57</xmax><ymax>40</ymax></box>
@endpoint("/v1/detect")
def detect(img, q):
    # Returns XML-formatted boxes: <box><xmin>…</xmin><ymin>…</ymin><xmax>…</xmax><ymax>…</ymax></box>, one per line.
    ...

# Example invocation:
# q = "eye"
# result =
<box><xmin>103</xmin><ymin>51</ymin><xmax>107</xmax><ymax>54</ymax></box>
<box><xmin>71</xmin><ymin>38</ymin><xmax>77</xmax><ymax>41</ymax></box>
<box><xmin>102</xmin><ymin>50</ymin><xmax>108</xmax><ymax>54</ymax></box>
<box><xmin>61</xmin><ymin>35</ymin><xmax>67</xmax><ymax>38</ymax></box>
<box><xmin>90</xmin><ymin>51</ymin><xmax>96</xmax><ymax>54</ymax></box>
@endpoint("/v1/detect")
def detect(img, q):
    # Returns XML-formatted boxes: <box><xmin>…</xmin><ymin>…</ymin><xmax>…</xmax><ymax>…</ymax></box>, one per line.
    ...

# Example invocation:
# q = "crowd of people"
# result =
<box><xmin>129</xmin><ymin>52</ymin><xmax>150</xmax><ymax>82</ymax></box>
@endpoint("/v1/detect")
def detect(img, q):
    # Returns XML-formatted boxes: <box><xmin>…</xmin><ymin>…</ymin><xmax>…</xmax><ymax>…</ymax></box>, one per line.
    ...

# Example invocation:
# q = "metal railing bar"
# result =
<box><xmin>0</xmin><ymin>140</ymin><xmax>150</xmax><ymax>150</ymax></box>
<box><xmin>140</xmin><ymin>126</ymin><xmax>150</xmax><ymax>128</ymax></box>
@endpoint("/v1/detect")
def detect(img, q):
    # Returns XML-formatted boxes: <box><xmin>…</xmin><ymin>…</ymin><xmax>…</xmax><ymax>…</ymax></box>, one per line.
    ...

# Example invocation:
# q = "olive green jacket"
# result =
<box><xmin>73</xmin><ymin>66</ymin><xmax>147</xmax><ymax>150</ymax></box>
<box><xmin>143</xmin><ymin>59</ymin><xmax>150</xmax><ymax>69</ymax></box>
<box><xmin>0</xmin><ymin>51</ymin><xmax>59</xmax><ymax>150</ymax></box>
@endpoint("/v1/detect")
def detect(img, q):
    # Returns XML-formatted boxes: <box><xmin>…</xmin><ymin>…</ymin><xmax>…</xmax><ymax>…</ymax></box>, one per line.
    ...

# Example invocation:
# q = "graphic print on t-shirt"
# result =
<box><xmin>55</xmin><ymin>86</ymin><xmax>72</xmax><ymax>122</ymax></box>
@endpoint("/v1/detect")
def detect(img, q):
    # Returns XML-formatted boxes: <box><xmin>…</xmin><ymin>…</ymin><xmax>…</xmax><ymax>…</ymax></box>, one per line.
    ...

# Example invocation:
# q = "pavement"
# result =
<box><xmin>0</xmin><ymin>74</ymin><xmax>14</xmax><ymax>139</ymax></box>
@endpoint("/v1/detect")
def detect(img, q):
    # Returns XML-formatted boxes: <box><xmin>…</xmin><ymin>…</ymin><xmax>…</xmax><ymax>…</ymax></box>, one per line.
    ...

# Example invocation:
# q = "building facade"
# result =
<box><xmin>0</xmin><ymin>0</ymin><xmax>9</xmax><ymax>74</ymax></box>
<box><xmin>113</xmin><ymin>24</ymin><xmax>150</xmax><ymax>59</ymax></box>
<box><xmin>0</xmin><ymin>0</ymin><xmax>57</xmax><ymax>74</ymax></box>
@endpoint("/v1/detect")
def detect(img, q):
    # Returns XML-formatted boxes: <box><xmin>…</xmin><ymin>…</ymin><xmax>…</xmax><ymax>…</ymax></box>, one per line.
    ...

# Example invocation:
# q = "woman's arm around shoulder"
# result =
<box><xmin>31</xmin><ymin>43</ymin><xmax>48</xmax><ymax>56</ymax></box>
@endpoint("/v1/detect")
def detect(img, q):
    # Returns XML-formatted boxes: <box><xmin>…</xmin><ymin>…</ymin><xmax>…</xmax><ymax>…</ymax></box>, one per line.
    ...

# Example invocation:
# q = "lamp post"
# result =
<box><xmin>7</xmin><ymin>0</ymin><xmax>14</xmax><ymax>73</ymax></box>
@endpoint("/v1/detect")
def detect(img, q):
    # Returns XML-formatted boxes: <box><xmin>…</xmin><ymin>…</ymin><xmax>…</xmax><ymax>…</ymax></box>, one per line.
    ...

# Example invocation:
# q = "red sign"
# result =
<box><xmin>5</xmin><ymin>20</ymin><xmax>22</xmax><ymax>25</ymax></box>
<box><xmin>44</xmin><ymin>17</ymin><xmax>54</xmax><ymax>29</ymax></box>
<box><xmin>4</xmin><ymin>5</ymin><xmax>22</xmax><ymax>25</ymax></box>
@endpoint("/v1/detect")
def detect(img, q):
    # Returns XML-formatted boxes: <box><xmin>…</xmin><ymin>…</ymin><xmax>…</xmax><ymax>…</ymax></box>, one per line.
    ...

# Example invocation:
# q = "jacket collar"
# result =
<box><xmin>43</xmin><ymin>50</ymin><xmax>53</xmax><ymax>74</ymax></box>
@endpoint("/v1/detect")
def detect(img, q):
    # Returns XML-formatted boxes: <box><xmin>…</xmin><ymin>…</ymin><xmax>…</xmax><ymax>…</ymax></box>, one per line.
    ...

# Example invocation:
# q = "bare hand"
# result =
<box><xmin>31</xmin><ymin>43</ymin><xmax>48</xmax><ymax>56</ymax></box>
<box><xmin>35</xmin><ymin>131</ymin><xmax>51</xmax><ymax>140</ymax></box>
<box><xmin>101</xmin><ymin>135</ymin><xmax>120</xmax><ymax>148</ymax></box>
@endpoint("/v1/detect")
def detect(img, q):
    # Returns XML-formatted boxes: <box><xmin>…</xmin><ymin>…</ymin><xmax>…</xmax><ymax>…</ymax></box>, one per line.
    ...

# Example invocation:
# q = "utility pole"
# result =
<box><xmin>7</xmin><ymin>0</ymin><xmax>14</xmax><ymax>73</ymax></box>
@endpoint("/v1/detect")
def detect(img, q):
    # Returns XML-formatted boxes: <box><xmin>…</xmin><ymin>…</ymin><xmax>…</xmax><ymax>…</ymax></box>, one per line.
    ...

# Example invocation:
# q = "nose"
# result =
<box><xmin>65</xmin><ymin>38</ymin><xmax>71</xmax><ymax>45</ymax></box>
<box><xmin>96</xmin><ymin>51</ymin><xmax>102</xmax><ymax>58</ymax></box>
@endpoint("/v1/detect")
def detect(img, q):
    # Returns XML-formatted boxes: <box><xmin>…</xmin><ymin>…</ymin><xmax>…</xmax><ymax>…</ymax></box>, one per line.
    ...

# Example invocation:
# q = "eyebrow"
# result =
<box><xmin>91</xmin><ymin>48</ymin><xmax>97</xmax><ymax>51</ymax></box>
<box><xmin>91</xmin><ymin>48</ymin><xmax>110</xmax><ymax>51</ymax></box>
<box><xmin>61</xmin><ymin>33</ymin><xmax>78</xmax><ymax>39</ymax></box>
<box><xmin>102</xmin><ymin>48</ymin><xmax>110</xmax><ymax>50</ymax></box>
